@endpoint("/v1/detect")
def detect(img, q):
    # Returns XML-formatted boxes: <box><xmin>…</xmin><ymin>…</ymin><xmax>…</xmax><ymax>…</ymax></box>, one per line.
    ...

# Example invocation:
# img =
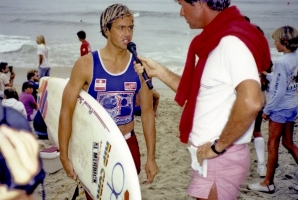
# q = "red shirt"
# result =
<box><xmin>80</xmin><ymin>40</ymin><xmax>91</xmax><ymax>56</ymax></box>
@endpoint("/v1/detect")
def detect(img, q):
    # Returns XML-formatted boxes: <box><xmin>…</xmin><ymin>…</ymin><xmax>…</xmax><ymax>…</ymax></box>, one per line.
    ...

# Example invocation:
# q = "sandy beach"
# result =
<box><xmin>12</xmin><ymin>67</ymin><xmax>298</xmax><ymax>200</ymax></box>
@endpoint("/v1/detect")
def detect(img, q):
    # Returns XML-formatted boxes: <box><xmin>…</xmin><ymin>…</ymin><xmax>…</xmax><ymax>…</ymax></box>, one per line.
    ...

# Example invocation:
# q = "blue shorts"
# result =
<box><xmin>38</xmin><ymin>67</ymin><xmax>51</xmax><ymax>79</ymax></box>
<box><xmin>269</xmin><ymin>107</ymin><xmax>297</xmax><ymax>123</ymax></box>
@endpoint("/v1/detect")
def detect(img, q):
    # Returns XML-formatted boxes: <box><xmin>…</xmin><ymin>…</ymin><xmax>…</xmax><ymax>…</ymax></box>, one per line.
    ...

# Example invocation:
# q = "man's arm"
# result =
<box><xmin>136</xmin><ymin>56</ymin><xmax>181</xmax><ymax>92</ymax></box>
<box><xmin>58</xmin><ymin>55</ymin><xmax>92</xmax><ymax>180</ymax></box>
<box><xmin>197</xmin><ymin>80</ymin><xmax>263</xmax><ymax>163</ymax></box>
<box><xmin>9</xmin><ymin>69</ymin><xmax>15</xmax><ymax>86</ymax></box>
<box><xmin>138</xmin><ymin>77</ymin><xmax>158</xmax><ymax>183</ymax></box>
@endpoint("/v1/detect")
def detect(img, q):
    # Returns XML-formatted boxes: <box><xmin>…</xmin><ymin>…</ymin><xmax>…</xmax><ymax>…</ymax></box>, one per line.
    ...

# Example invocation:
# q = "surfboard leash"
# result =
<box><xmin>53</xmin><ymin>179</ymin><xmax>84</xmax><ymax>200</ymax></box>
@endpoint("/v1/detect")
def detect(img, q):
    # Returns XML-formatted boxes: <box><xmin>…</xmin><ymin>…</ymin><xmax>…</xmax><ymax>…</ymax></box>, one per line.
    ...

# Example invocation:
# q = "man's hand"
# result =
<box><xmin>134</xmin><ymin>56</ymin><xmax>160</xmax><ymax>78</ymax></box>
<box><xmin>145</xmin><ymin>156</ymin><xmax>158</xmax><ymax>184</ymax></box>
<box><xmin>196</xmin><ymin>142</ymin><xmax>218</xmax><ymax>166</ymax></box>
<box><xmin>60</xmin><ymin>156</ymin><xmax>77</xmax><ymax>180</ymax></box>
<box><xmin>10</xmin><ymin>73</ymin><xmax>15</xmax><ymax>80</ymax></box>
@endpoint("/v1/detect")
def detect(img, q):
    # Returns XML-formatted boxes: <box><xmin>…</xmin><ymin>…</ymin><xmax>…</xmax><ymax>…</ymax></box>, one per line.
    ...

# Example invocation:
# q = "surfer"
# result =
<box><xmin>133</xmin><ymin>0</ymin><xmax>271</xmax><ymax>199</ymax></box>
<box><xmin>59</xmin><ymin>4</ymin><xmax>158</xmax><ymax>199</ymax></box>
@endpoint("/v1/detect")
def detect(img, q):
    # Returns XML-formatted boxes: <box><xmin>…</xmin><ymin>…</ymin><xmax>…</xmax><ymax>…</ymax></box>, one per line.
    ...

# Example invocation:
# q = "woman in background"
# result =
<box><xmin>36</xmin><ymin>35</ymin><xmax>51</xmax><ymax>78</ymax></box>
<box><xmin>248</xmin><ymin>26</ymin><xmax>298</xmax><ymax>193</ymax></box>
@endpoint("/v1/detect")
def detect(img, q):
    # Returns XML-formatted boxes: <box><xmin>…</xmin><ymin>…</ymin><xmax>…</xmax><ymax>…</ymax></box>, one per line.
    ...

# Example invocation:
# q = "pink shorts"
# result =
<box><xmin>188</xmin><ymin>144</ymin><xmax>250</xmax><ymax>200</ymax></box>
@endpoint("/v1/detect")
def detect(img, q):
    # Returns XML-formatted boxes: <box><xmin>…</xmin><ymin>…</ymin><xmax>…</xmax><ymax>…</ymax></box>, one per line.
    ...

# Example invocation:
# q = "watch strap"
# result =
<box><xmin>211</xmin><ymin>139</ymin><xmax>226</xmax><ymax>155</ymax></box>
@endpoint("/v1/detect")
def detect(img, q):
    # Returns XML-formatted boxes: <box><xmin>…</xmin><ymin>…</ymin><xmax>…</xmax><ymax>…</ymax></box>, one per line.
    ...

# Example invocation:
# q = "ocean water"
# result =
<box><xmin>0</xmin><ymin>0</ymin><xmax>297</xmax><ymax>75</ymax></box>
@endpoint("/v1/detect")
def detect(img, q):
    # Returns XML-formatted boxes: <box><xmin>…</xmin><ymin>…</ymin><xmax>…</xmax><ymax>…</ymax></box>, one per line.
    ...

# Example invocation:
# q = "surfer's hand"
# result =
<box><xmin>145</xmin><ymin>157</ymin><xmax>158</xmax><ymax>184</ymax></box>
<box><xmin>60</xmin><ymin>157</ymin><xmax>77</xmax><ymax>180</ymax></box>
<box><xmin>134</xmin><ymin>56</ymin><xmax>160</xmax><ymax>78</ymax></box>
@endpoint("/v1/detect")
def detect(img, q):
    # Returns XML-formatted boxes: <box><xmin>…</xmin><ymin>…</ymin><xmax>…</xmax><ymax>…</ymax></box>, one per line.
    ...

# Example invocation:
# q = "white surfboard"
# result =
<box><xmin>37</xmin><ymin>77</ymin><xmax>141</xmax><ymax>200</ymax></box>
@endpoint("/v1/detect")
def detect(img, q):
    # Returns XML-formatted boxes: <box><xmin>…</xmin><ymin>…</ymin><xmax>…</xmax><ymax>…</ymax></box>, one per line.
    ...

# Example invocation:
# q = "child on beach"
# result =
<box><xmin>36</xmin><ymin>35</ymin><xmax>51</xmax><ymax>78</ymax></box>
<box><xmin>248</xmin><ymin>25</ymin><xmax>298</xmax><ymax>193</ymax></box>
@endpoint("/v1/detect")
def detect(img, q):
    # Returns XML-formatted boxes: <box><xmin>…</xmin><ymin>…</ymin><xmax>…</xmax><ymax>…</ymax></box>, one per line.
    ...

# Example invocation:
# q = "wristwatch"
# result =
<box><xmin>211</xmin><ymin>139</ymin><xmax>227</xmax><ymax>155</ymax></box>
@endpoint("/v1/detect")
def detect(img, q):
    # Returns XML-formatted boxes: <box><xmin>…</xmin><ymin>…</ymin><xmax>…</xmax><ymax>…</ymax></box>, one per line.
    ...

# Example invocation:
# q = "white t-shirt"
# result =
<box><xmin>2</xmin><ymin>98</ymin><xmax>27</xmax><ymax>118</ymax></box>
<box><xmin>6</xmin><ymin>71</ymin><xmax>11</xmax><ymax>81</ymax></box>
<box><xmin>0</xmin><ymin>73</ymin><xmax>9</xmax><ymax>98</ymax></box>
<box><xmin>37</xmin><ymin>44</ymin><xmax>50</xmax><ymax>68</ymax></box>
<box><xmin>189</xmin><ymin>36</ymin><xmax>260</xmax><ymax>146</ymax></box>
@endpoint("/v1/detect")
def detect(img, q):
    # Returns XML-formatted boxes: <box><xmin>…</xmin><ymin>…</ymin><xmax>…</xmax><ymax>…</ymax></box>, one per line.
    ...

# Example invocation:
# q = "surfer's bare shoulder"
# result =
<box><xmin>69</xmin><ymin>53</ymin><xmax>93</xmax><ymax>91</ymax></box>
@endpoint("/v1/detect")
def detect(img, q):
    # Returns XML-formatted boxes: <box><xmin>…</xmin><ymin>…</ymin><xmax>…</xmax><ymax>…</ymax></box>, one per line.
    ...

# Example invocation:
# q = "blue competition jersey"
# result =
<box><xmin>88</xmin><ymin>50</ymin><xmax>141</xmax><ymax>126</ymax></box>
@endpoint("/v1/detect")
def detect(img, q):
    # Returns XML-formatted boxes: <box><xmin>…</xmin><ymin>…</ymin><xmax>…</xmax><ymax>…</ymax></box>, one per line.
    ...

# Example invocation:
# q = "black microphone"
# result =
<box><xmin>127</xmin><ymin>42</ymin><xmax>153</xmax><ymax>90</ymax></box>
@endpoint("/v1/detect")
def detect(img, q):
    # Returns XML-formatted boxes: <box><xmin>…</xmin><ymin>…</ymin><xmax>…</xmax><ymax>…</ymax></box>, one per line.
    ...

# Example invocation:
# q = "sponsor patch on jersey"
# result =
<box><xmin>95</xmin><ymin>79</ymin><xmax>106</xmax><ymax>91</ymax></box>
<box><xmin>124</xmin><ymin>82</ymin><xmax>137</xmax><ymax>90</ymax></box>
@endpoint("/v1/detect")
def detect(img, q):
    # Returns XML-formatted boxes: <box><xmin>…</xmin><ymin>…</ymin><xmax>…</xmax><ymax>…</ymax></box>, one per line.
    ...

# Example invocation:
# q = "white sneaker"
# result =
<box><xmin>257</xmin><ymin>164</ymin><xmax>267</xmax><ymax>178</ymax></box>
<box><xmin>248</xmin><ymin>182</ymin><xmax>275</xmax><ymax>194</ymax></box>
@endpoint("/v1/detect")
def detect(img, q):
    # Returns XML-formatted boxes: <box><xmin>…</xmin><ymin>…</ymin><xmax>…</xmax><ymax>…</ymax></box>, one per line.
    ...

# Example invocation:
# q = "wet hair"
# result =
<box><xmin>184</xmin><ymin>0</ymin><xmax>231</xmax><ymax>11</ymax></box>
<box><xmin>100</xmin><ymin>4</ymin><xmax>134</xmax><ymax>38</ymax></box>
<box><xmin>0</xmin><ymin>62</ymin><xmax>8</xmax><ymax>71</ymax></box>
<box><xmin>272</xmin><ymin>26</ymin><xmax>298</xmax><ymax>52</ymax></box>
<box><xmin>4</xmin><ymin>88</ymin><xmax>19</xmax><ymax>100</ymax></box>
<box><xmin>77</xmin><ymin>30</ymin><xmax>86</xmax><ymax>40</ymax></box>
<box><xmin>36</xmin><ymin>35</ymin><xmax>46</xmax><ymax>45</ymax></box>
<box><xmin>27</xmin><ymin>69</ymin><xmax>38</xmax><ymax>80</ymax></box>
<box><xmin>22</xmin><ymin>81</ymin><xmax>34</xmax><ymax>92</ymax></box>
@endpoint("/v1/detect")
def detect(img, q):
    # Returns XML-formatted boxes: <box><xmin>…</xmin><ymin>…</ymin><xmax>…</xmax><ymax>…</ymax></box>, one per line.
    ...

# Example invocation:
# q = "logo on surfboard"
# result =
<box><xmin>95</xmin><ymin>141</ymin><xmax>130</xmax><ymax>200</ymax></box>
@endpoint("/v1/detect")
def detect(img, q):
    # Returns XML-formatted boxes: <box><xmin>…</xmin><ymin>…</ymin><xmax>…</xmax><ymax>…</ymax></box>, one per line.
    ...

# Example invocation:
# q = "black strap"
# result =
<box><xmin>71</xmin><ymin>185</ymin><xmax>79</xmax><ymax>200</ymax></box>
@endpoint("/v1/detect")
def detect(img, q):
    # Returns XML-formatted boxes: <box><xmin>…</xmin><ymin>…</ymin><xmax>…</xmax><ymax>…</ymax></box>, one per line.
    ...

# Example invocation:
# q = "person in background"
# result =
<box><xmin>244</xmin><ymin>16</ymin><xmax>269</xmax><ymax>178</ymax></box>
<box><xmin>134</xmin><ymin>0</ymin><xmax>271</xmax><ymax>199</ymax></box>
<box><xmin>0</xmin><ymin>63</ymin><xmax>12</xmax><ymax>100</ymax></box>
<box><xmin>26</xmin><ymin>69</ymin><xmax>47</xmax><ymax>139</ymax></box>
<box><xmin>0</xmin><ymin>125</ymin><xmax>42</xmax><ymax>200</ymax></box>
<box><xmin>27</xmin><ymin>69</ymin><xmax>39</xmax><ymax>101</ymax></box>
<box><xmin>77</xmin><ymin>30</ymin><xmax>91</xmax><ymax>57</ymax></box>
<box><xmin>59</xmin><ymin>4</ymin><xmax>158</xmax><ymax>200</ymax></box>
<box><xmin>248</xmin><ymin>26</ymin><xmax>298</xmax><ymax>193</ymax></box>
<box><xmin>3</xmin><ymin>64</ymin><xmax>15</xmax><ymax>87</ymax></box>
<box><xmin>19</xmin><ymin>82</ymin><xmax>38</xmax><ymax>132</ymax></box>
<box><xmin>36</xmin><ymin>35</ymin><xmax>51</xmax><ymax>79</ymax></box>
<box><xmin>0</xmin><ymin>63</ymin><xmax>15</xmax><ymax>87</ymax></box>
<box><xmin>2</xmin><ymin>88</ymin><xmax>27</xmax><ymax>118</ymax></box>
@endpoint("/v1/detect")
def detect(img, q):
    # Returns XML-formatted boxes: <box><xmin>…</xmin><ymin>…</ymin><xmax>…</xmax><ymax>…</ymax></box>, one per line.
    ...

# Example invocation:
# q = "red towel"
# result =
<box><xmin>175</xmin><ymin>6</ymin><xmax>271</xmax><ymax>144</ymax></box>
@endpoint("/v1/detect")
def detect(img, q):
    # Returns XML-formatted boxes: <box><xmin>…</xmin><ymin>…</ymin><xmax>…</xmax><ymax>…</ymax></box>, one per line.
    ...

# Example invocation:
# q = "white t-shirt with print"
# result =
<box><xmin>189</xmin><ymin>36</ymin><xmax>260</xmax><ymax>147</ymax></box>
<box><xmin>37</xmin><ymin>44</ymin><xmax>50</xmax><ymax>68</ymax></box>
